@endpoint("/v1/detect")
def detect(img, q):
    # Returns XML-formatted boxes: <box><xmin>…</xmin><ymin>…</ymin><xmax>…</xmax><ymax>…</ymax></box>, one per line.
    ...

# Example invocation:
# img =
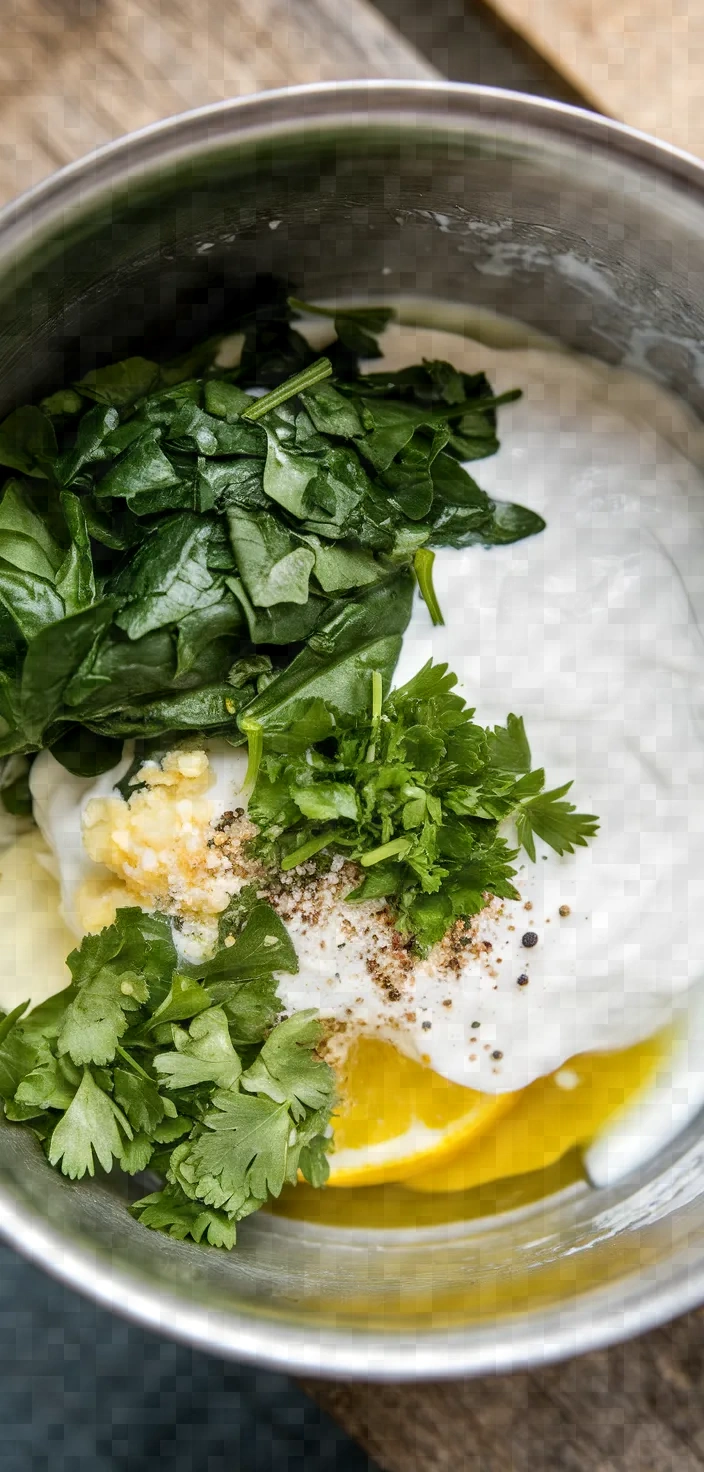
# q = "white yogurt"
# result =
<box><xmin>25</xmin><ymin>324</ymin><xmax>704</xmax><ymax>1095</ymax></box>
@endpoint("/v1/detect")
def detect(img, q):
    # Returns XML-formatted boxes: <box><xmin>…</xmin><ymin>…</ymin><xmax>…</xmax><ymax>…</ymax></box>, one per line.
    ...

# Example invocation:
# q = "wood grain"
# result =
<box><xmin>0</xmin><ymin>0</ymin><xmax>435</xmax><ymax>207</ymax></box>
<box><xmin>302</xmin><ymin>1306</ymin><xmax>704</xmax><ymax>1471</ymax></box>
<box><xmin>481</xmin><ymin>0</ymin><xmax>704</xmax><ymax>158</ymax></box>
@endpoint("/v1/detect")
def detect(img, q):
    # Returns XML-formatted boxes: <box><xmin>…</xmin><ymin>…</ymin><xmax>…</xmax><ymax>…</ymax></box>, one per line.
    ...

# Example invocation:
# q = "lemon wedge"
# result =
<box><xmin>327</xmin><ymin>1035</ymin><xmax>515</xmax><ymax>1187</ymax></box>
<box><xmin>404</xmin><ymin>1035</ymin><xmax>665</xmax><ymax>1194</ymax></box>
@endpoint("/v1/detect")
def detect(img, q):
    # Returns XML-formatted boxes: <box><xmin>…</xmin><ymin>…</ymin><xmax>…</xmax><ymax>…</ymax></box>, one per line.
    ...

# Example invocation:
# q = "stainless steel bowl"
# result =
<box><xmin>2</xmin><ymin>81</ymin><xmax>704</xmax><ymax>1380</ymax></box>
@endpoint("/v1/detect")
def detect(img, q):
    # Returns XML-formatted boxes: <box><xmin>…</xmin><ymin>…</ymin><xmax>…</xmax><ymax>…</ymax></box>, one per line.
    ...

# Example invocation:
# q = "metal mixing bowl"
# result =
<box><xmin>1</xmin><ymin>81</ymin><xmax>704</xmax><ymax>1380</ymax></box>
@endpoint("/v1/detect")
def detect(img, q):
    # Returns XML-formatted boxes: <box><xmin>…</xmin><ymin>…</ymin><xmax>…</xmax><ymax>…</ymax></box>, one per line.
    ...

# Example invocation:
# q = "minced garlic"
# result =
<box><xmin>76</xmin><ymin>749</ymin><xmax>243</xmax><ymax>938</ymax></box>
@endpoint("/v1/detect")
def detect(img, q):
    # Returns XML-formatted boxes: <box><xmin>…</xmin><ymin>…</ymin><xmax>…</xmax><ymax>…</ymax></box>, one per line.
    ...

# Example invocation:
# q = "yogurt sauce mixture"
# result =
<box><xmin>27</xmin><ymin>323</ymin><xmax>704</xmax><ymax>1095</ymax></box>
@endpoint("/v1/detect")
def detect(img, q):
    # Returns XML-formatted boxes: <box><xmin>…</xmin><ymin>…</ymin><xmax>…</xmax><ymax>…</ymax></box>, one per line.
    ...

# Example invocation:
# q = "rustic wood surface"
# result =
<box><xmin>0</xmin><ymin>0</ymin><xmax>435</xmax><ymax>206</ymax></box>
<box><xmin>482</xmin><ymin>0</ymin><xmax>704</xmax><ymax>158</ymax></box>
<box><xmin>2</xmin><ymin>2</ymin><xmax>704</xmax><ymax>1468</ymax></box>
<box><xmin>301</xmin><ymin>1306</ymin><xmax>704</xmax><ymax>1470</ymax></box>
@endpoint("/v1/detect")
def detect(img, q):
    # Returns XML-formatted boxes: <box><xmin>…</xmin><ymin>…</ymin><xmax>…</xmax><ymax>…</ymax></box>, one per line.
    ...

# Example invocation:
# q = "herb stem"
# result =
<box><xmin>241</xmin><ymin>719</ymin><xmax>264</xmax><ymax>790</ymax></box>
<box><xmin>241</xmin><ymin>358</ymin><xmax>333</xmax><ymax>421</ymax></box>
<box><xmin>423</xmin><ymin>389</ymin><xmax>522</xmax><ymax>424</ymax></box>
<box><xmin>116</xmin><ymin>1045</ymin><xmax>151</xmax><ymax>1081</ymax></box>
<box><xmin>366</xmin><ymin>669</ymin><xmax>383</xmax><ymax>762</ymax></box>
<box><xmin>281</xmin><ymin>829</ymin><xmax>343</xmax><ymax>871</ymax></box>
<box><xmin>359</xmin><ymin>836</ymin><xmax>412</xmax><ymax>868</ymax></box>
<box><xmin>287</xmin><ymin>297</ymin><xmax>337</xmax><ymax>321</ymax></box>
<box><xmin>413</xmin><ymin>548</ymin><xmax>444</xmax><ymax>627</ymax></box>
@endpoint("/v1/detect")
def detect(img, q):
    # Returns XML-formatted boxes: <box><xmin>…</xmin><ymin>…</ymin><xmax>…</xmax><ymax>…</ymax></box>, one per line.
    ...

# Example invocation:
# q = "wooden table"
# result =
<box><xmin>3</xmin><ymin>2</ymin><xmax>704</xmax><ymax>1468</ymax></box>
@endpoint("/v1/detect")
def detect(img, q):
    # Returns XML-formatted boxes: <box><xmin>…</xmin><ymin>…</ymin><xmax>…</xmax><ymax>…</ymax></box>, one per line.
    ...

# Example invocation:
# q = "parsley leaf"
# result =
<box><xmin>248</xmin><ymin>658</ymin><xmax>599</xmax><ymax>953</ymax></box>
<box><xmin>514</xmin><ymin>781</ymin><xmax>601</xmax><ymax>861</ymax></box>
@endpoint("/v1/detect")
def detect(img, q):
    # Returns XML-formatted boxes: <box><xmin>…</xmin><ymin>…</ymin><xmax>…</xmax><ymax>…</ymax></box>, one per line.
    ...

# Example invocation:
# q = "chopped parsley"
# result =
<box><xmin>245</xmin><ymin>660</ymin><xmax>600</xmax><ymax>953</ymax></box>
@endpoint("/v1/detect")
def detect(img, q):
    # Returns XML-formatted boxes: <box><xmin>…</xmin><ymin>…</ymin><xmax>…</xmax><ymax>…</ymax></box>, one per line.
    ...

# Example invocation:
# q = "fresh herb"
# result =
<box><xmin>0</xmin><ymin>902</ymin><xmax>335</xmax><ymax>1248</ymax></box>
<box><xmin>0</xmin><ymin>291</ymin><xmax>542</xmax><ymax>787</ymax></box>
<box><xmin>245</xmin><ymin>660</ymin><xmax>599</xmax><ymax>953</ymax></box>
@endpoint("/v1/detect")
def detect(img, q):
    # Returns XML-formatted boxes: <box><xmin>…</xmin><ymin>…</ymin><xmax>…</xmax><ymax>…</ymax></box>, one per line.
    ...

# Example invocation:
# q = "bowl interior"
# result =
<box><xmin>1</xmin><ymin>84</ymin><xmax>704</xmax><ymax>1378</ymax></box>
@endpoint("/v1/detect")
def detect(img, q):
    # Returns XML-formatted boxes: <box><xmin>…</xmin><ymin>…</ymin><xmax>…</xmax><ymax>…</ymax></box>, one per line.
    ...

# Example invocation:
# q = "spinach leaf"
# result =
<box><xmin>109</xmin><ymin>514</ymin><xmax>225</xmax><ymax>640</ymax></box>
<box><xmin>57</xmin><ymin>405</ymin><xmax>120</xmax><ymax>486</ymax></box>
<box><xmin>227</xmin><ymin>577</ymin><xmax>326</xmax><ymax>646</ymax></box>
<box><xmin>49</xmin><ymin>726</ymin><xmax>125</xmax><ymax>777</ymax></box>
<box><xmin>74</xmin><ymin>357</ymin><xmax>160</xmax><ymax>408</ymax></box>
<box><xmin>19</xmin><ymin>599</ymin><xmax>115</xmax><ymax>743</ymax></box>
<box><xmin>261</xmin><ymin>406</ymin><xmax>324</xmax><ymax>519</ymax></box>
<box><xmin>55</xmin><ymin>491</ymin><xmax>96</xmax><ymax>613</ymax></box>
<box><xmin>86</xmin><ymin>682</ymin><xmax>244</xmax><ymax>738</ymax></box>
<box><xmin>238</xmin><ymin>567</ymin><xmax>414</xmax><ymax>736</ymax></box>
<box><xmin>63</xmin><ymin>626</ymin><xmax>177</xmax><ymax>714</ymax></box>
<box><xmin>0</xmin><ymin>407</ymin><xmax>57</xmax><ymax>478</ymax></box>
<box><xmin>176</xmin><ymin>592</ymin><xmax>243</xmax><ymax>679</ymax></box>
<box><xmin>95</xmin><ymin>430</ymin><xmax>183</xmax><ymax>507</ymax></box>
<box><xmin>303</xmin><ymin>534</ymin><xmax>381</xmax><ymax>593</ymax></box>
<box><xmin>0</xmin><ymin>565</ymin><xmax>64</xmax><ymax>642</ymax></box>
<box><xmin>227</xmin><ymin>507</ymin><xmax>315</xmax><ymax>607</ymax></box>
<box><xmin>0</xmin><ymin>480</ymin><xmax>64</xmax><ymax>581</ymax></box>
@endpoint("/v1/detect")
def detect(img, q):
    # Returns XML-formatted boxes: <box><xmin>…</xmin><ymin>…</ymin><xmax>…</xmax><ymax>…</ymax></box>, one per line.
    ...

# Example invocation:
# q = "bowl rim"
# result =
<box><xmin>2</xmin><ymin>78</ymin><xmax>704</xmax><ymax>1379</ymax></box>
<box><xmin>1</xmin><ymin>78</ymin><xmax>704</xmax><ymax>264</ymax></box>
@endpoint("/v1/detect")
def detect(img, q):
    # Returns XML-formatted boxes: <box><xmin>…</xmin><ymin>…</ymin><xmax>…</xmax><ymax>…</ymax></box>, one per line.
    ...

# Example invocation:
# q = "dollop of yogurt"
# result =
<box><xmin>28</xmin><ymin>324</ymin><xmax>704</xmax><ymax>1093</ymax></box>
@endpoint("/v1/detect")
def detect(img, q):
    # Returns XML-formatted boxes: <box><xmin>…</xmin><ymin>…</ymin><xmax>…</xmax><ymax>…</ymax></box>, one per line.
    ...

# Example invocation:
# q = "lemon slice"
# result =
<box><xmin>404</xmin><ymin>1034</ymin><xmax>665</xmax><ymax>1194</ymax></box>
<box><xmin>327</xmin><ymin>1035</ymin><xmax>515</xmax><ymax>1187</ymax></box>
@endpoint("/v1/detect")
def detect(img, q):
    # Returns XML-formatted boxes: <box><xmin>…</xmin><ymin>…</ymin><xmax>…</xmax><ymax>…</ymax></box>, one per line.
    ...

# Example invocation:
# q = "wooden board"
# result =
<box><xmin>302</xmin><ymin>1303</ymin><xmax>704</xmax><ymax>1470</ymax></box>
<box><xmin>481</xmin><ymin>0</ymin><xmax>704</xmax><ymax>157</ymax></box>
<box><xmin>0</xmin><ymin>0</ymin><xmax>435</xmax><ymax>207</ymax></box>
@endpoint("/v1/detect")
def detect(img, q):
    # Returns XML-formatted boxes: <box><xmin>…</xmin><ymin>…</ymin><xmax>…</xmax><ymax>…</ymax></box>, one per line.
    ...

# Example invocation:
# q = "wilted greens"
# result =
<box><xmin>0</xmin><ymin>292</ymin><xmax>543</xmax><ymax>784</ymax></box>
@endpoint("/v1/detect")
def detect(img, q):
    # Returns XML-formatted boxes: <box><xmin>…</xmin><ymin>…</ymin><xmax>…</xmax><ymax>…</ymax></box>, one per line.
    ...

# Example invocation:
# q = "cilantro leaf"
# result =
<box><xmin>200</xmin><ymin>901</ymin><xmax>298</xmax><ymax>985</ymax></box>
<box><xmin>298</xmin><ymin>1132</ymin><xmax>332</xmax><ymax>1188</ymax></box>
<box><xmin>1</xmin><ymin>863</ymin><xmax>335</xmax><ymax>1249</ymax></box>
<box><xmin>58</xmin><ymin>945</ymin><xmax>149</xmax><ymax>1067</ymax></box>
<box><xmin>48</xmin><ymin>1069</ymin><xmax>132</xmax><ymax>1179</ymax></box>
<box><xmin>172</xmin><ymin>1092</ymin><xmax>293</xmax><ymax>1217</ymax></box>
<box><xmin>15</xmin><ymin>1052</ymin><xmax>77</xmax><ymax>1112</ymax></box>
<box><xmin>131</xmin><ymin>1183</ymin><xmax>237</xmax><ymax>1248</ymax></box>
<box><xmin>240</xmin><ymin>1012</ymin><xmax>335</xmax><ymax>1122</ymax></box>
<box><xmin>112</xmin><ymin>1066</ymin><xmax>168</xmax><ymax>1134</ymax></box>
<box><xmin>154</xmin><ymin>1008</ymin><xmax>242</xmax><ymax>1092</ymax></box>
<box><xmin>206</xmin><ymin>975</ymin><xmax>282</xmax><ymax>1047</ymax></box>
<box><xmin>118</xmin><ymin>1133</ymin><xmax>155</xmax><ymax>1174</ymax></box>
<box><xmin>146</xmin><ymin>974</ymin><xmax>212</xmax><ymax>1031</ymax></box>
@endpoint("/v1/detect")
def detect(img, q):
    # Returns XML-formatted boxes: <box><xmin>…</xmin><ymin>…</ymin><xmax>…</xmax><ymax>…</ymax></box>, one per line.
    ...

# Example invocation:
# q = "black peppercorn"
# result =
<box><xmin>517</xmin><ymin>973</ymin><xmax>529</xmax><ymax>986</ymax></box>
<box><xmin>492</xmin><ymin>1050</ymin><xmax>503</xmax><ymax>1060</ymax></box>
<box><xmin>521</xmin><ymin>931</ymin><xmax>538</xmax><ymax>948</ymax></box>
